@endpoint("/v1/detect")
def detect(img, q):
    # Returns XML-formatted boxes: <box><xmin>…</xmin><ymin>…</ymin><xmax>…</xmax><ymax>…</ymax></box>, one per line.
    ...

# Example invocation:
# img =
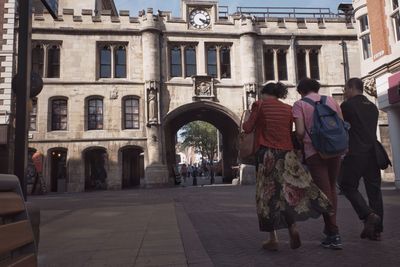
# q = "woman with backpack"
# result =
<box><xmin>243</xmin><ymin>82</ymin><xmax>333</xmax><ymax>251</ymax></box>
<box><xmin>293</xmin><ymin>78</ymin><xmax>347</xmax><ymax>250</ymax></box>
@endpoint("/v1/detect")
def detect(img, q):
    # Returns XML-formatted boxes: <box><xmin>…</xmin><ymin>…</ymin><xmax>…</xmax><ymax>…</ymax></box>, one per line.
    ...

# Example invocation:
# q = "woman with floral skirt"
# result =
<box><xmin>243</xmin><ymin>82</ymin><xmax>332</xmax><ymax>251</ymax></box>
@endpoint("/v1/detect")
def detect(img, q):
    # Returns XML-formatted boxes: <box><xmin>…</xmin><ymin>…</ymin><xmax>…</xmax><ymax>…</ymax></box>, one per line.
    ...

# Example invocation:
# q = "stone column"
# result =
<box><xmin>388</xmin><ymin>110</ymin><xmax>400</xmax><ymax>189</ymax></box>
<box><xmin>141</xmin><ymin>8</ymin><xmax>169</xmax><ymax>186</ymax></box>
<box><xmin>240</xmin><ymin>16</ymin><xmax>258</xmax><ymax>110</ymax></box>
<box><xmin>273</xmin><ymin>49</ymin><xmax>279</xmax><ymax>81</ymax></box>
<box><xmin>305</xmin><ymin>49</ymin><xmax>311</xmax><ymax>78</ymax></box>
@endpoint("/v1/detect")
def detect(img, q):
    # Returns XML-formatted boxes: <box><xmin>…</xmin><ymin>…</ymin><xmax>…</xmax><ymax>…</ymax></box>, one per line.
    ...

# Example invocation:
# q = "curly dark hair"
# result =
<box><xmin>261</xmin><ymin>82</ymin><xmax>288</xmax><ymax>99</ymax></box>
<box><xmin>297</xmin><ymin>78</ymin><xmax>320</xmax><ymax>95</ymax></box>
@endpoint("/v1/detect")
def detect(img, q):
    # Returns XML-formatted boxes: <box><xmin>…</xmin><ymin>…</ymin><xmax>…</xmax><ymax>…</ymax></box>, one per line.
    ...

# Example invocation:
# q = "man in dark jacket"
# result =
<box><xmin>339</xmin><ymin>78</ymin><xmax>383</xmax><ymax>241</ymax></box>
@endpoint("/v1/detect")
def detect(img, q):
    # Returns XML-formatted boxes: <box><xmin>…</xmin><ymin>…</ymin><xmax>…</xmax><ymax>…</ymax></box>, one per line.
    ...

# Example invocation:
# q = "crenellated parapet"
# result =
<box><xmin>32</xmin><ymin>5</ymin><xmax>356</xmax><ymax>37</ymax></box>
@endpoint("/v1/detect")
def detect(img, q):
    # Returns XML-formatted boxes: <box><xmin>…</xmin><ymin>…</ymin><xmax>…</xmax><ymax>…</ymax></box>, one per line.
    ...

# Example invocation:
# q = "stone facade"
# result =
<box><xmin>29</xmin><ymin>0</ymin><xmax>361</xmax><ymax>192</ymax></box>
<box><xmin>353</xmin><ymin>0</ymin><xmax>400</xmax><ymax>187</ymax></box>
<box><xmin>0</xmin><ymin>0</ymin><xmax>16</xmax><ymax>173</ymax></box>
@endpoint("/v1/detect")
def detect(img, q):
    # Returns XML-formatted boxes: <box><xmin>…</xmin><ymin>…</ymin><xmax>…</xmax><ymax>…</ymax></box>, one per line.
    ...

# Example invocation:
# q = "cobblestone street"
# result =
<box><xmin>32</xmin><ymin>184</ymin><xmax>400</xmax><ymax>267</ymax></box>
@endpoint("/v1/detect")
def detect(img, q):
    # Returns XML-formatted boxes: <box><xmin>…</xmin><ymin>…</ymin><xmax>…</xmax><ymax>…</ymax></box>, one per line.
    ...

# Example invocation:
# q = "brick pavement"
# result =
<box><xmin>31</xmin><ymin>184</ymin><xmax>400</xmax><ymax>267</ymax></box>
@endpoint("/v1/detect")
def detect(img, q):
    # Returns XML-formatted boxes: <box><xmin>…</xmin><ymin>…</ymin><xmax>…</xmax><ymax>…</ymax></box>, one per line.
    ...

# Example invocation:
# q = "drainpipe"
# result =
<box><xmin>340</xmin><ymin>39</ymin><xmax>350</xmax><ymax>82</ymax></box>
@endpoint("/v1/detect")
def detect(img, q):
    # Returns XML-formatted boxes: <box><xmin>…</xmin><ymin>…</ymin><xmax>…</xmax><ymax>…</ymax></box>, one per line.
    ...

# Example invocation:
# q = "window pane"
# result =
<box><xmin>124</xmin><ymin>98</ymin><xmax>139</xmax><ymax>129</ymax></box>
<box><xmin>277</xmin><ymin>50</ymin><xmax>288</xmax><ymax>81</ymax></box>
<box><xmin>264</xmin><ymin>50</ymin><xmax>274</xmax><ymax>81</ymax></box>
<box><xmin>115</xmin><ymin>47</ymin><xmax>126</xmax><ymax>78</ymax></box>
<box><xmin>393</xmin><ymin>0</ymin><xmax>399</xmax><ymax>10</ymax></box>
<box><xmin>52</xmin><ymin>99</ymin><xmax>68</xmax><ymax>131</ymax></box>
<box><xmin>186</xmin><ymin>65</ymin><xmax>197</xmax><ymax>77</ymax></box>
<box><xmin>309</xmin><ymin>50</ymin><xmax>320</xmax><ymax>80</ymax></box>
<box><xmin>359</xmin><ymin>15</ymin><xmax>369</xmax><ymax>32</ymax></box>
<box><xmin>207</xmin><ymin>47</ymin><xmax>217</xmax><ymax>77</ymax></box>
<box><xmin>100</xmin><ymin>47</ymin><xmax>111</xmax><ymax>78</ymax></box>
<box><xmin>185</xmin><ymin>47</ymin><xmax>197</xmax><ymax>77</ymax></box>
<box><xmin>88</xmin><ymin>99</ymin><xmax>103</xmax><ymax>130</ymax></box>
<box><xmin>185</xmin><ymin>47</ymin><xmax>196</xmax><ymax>64</ymax></box>
<box><xmin>29</xmin><ymin>98</ymin><xmax>38</xmax><ymax>131</ymax></box>
<box><xmin>171</xmin><ymin>47</ymin><xmax>182</xmax><ymax>77</ymax></box>
<box><xmin>297</xmin><ymin>50</ymin><xmax>307</xmax><ymax>80</ymax></box>
<box><xmin>32</xmin><ymin>45</ymin><xmax>44</xmax><ymax>77</ymax></box>
<box><xmin>394</xmin><ymin>12</ymin><xmax>400</xmax><ymax>41</ymax></box>
<box><xmin>220</xmin><ymin>47</ymin><xmax>231</xmax><ymax>78</ymax></box>
<box><xmin>47</xmin><ymin>46</ymin><xmax>60</xmax><ymax>78</ymax></box>
<box><xmin>361</xmin><ymin>34</ymin><xmax>372</xmax><ymax>59</ymax></box>
<box><xmin>171</xmin><ymin>65</ymin><xmax>182</xmax><ymax>77</ymax></box>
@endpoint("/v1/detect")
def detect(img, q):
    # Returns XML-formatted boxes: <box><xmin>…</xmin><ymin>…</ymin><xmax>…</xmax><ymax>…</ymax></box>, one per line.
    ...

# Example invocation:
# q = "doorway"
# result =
<box><xmin>84</xmin><ymin>148</ymin><xmax>108</xmax><ymax>191</ymax></box>
<box><xmin>121</xmin><ymin>147</ymin><xmax>144</xmax><ymax>188</ymax></box>
<box><xmin>49</xmin><ymin>148</ymin><xmax>67</xmax><ymax>192</ymax></box>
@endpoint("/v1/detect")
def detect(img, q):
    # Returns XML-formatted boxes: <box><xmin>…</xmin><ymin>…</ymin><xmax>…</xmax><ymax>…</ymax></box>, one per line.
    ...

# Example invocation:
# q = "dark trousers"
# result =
<box><xmin>339</xmin><ymin>153</ymin><xmax>383</xmax><ymax>232</ymax></box>
<box><xmin>306</xmin><ymin>154</ymin><xmax>341</xmax><ymax>235</ymax></box>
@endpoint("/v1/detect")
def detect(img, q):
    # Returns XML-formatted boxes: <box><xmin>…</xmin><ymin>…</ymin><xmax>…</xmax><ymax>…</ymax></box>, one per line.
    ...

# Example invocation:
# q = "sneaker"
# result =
<box><xmin>321</xmin><ymin>235</ymin><xmax>343</xmax><ymax>250</ymax></box>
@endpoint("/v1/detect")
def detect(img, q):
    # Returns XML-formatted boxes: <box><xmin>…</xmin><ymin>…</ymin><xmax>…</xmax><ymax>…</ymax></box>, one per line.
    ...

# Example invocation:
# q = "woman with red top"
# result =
<box><xmin>243</xmin><ymin>82</ymin><xmax>333</xmax><ymax>251</ymax></box>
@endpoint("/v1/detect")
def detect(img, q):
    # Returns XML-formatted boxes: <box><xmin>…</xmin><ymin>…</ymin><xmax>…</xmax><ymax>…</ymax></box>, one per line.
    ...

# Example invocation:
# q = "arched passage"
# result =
<box><xmin>164</xmin><ymin>101</ymin><xmax>240</xmax><ymax>183</ymax></box>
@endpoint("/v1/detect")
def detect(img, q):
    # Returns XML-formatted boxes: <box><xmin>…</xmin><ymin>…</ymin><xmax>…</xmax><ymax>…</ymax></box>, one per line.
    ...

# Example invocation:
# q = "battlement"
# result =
<box><xmin>32</xmin><ymin>5</ymin><xmax>356</xmax><ymax>34</ymax></box>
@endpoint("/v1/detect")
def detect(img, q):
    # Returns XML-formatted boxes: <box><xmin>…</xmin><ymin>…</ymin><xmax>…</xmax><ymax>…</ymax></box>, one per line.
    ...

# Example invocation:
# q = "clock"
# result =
<box><xmin>189</xmin><ymin>9</ymin><xmax>211</xmax><ymax>29</ymax></box>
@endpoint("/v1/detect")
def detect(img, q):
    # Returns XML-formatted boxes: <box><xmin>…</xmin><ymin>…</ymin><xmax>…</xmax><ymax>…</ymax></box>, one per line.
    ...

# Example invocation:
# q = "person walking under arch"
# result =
<box><xmin>293</xmin><ymin>78</ymin><xmax>345</xmax><ymax>249</ymax></box>
<box><xmin>243</xmin><ymin>82</ymin><xmax>332</xmax><ymax>251</ymax></box>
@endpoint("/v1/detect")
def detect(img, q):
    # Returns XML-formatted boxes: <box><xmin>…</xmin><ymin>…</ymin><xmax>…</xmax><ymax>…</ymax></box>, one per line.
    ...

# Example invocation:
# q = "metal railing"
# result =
<box><xmin>235</xmin><ymin>6</ymin><xmax>339</xmax><ymax>19</ymax></box>
<box><xmin>218</xmin><ymin>6</ymin><xmax>229</xmax><ymax>18</ymax></box>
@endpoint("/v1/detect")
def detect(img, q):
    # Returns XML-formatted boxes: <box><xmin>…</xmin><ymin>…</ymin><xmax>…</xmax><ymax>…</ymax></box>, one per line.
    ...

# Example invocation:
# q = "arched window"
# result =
<box><xmin>51</xmin><ymin>98</ymin><xmax>68</xmax><ymax>131</ymax></box>
<box><xmin>47</xmin><ymin>45</ymin><xmax>60</xmax><ymax>78</ymax></box>
<box><xmin>87</xmin><ymin>98</ymin><xmax>104</xmax><ymax>130</ymax></box>
<box><xmin>32</xmin><ymin>45</ymin><xmax>44</xmax><ymax>77</ymax></box>
<box><xmin>100</xmin><ymin>46</ymin><xmax>112</xmax><ymax>78</ymax></box>
<box><xmin>115</xmin><ymin>46</ymin><xmax>127</xmax><ymax>78</ymax></box>
<box><xmin>123</xmin><ymin>97</ymin><xmax>139</xmax><ymax>129</ymax></box>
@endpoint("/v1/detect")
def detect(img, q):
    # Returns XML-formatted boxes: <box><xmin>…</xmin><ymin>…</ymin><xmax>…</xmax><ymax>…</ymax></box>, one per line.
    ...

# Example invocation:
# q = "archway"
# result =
<box><xmin>164</xmin><ymin>101</ymin><xmax>240</xmax><ymax>183</ymax></box>
<box><xmin>120</xmin><ymin>146</ymin><xmax>144</xmax><ymax>188</ymax></box>
<box><xmin>83</xmin><ymin>147</ymin><xmax>108</xmax><ymax>191</ymax></box>
<box><xmin>49</xmin><ymin>148</ymin><xmax>68</xmax><ymax>192</ymax></box>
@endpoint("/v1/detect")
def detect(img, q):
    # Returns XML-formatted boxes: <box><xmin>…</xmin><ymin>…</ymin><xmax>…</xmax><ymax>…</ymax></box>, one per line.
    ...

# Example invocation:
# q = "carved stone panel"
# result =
<box><xmin>192</xmin><ymin>75</ymin><xmax>216</xmax><ymax>101</ymax></box>
<box><xmin>244</xmin><ymin>83</ymin><xmax>258</xmax><ymax>110</ymax></box>
<box><xmin>364</xmin><ymin>77</ymin><xmax>377</xmax><ymax>98</ymax></box>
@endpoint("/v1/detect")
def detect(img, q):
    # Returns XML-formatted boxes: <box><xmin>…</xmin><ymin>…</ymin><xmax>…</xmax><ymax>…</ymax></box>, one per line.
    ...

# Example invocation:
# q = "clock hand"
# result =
<box><xmin>199</xmin><ymin>18</ymin><xmax>207</xmax><ymax>23</ymax></box>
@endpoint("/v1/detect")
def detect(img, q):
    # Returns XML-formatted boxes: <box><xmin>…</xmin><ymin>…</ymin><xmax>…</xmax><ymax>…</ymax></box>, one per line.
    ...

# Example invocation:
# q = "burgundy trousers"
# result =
<box><xmin>306</xmin><ymin>154</ymin><xmax>341</xmax><ymax>235</ymax></box>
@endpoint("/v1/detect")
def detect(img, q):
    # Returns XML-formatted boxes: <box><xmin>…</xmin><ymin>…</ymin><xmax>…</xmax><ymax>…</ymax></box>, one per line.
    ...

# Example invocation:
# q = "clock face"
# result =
<box><xmin>189</xmin><ymin>9</ymin><xmax>211</xmax><ymax>29</ymax></box>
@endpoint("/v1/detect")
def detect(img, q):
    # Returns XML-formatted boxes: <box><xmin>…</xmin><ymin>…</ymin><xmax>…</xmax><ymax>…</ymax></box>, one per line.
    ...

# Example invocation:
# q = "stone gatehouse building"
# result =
<box><xmin>26</xmin><ymin>0</ymin><xmax>365</xmax><ymax>192</ymax></box>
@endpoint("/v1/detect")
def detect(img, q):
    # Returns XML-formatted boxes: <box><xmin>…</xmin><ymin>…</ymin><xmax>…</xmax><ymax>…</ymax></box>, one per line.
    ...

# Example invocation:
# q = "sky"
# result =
<box><xmin>114</xmin><ymin>0</ymin><xmax>350</xmax><ymax>17</ymax></box>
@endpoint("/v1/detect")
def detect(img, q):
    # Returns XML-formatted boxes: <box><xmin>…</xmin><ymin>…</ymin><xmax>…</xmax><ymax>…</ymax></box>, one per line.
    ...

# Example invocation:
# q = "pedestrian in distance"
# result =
<box><xmin>243</xmin><ymin>82</ymin><xmax>333</xmax><ymax>251</ymax></box>
<box><xmin>180</xmin><ymin>164</ymin><xmax>188</xmax><ymax>186</ymax></box>
<box><xmin>339</xmin><ymin>78</ymin><xmax>383</xmax><ymax>241</ymax></box>
<box><xmin>293</xmin><ymin>78</ymin><xmax>347</xmax><ymax>250</ymax></box>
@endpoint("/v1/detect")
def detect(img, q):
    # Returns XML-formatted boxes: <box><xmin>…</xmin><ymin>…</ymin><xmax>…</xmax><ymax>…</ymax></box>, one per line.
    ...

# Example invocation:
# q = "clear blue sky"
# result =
<box><xmin>114</xmin><ymin>0</ymin><xmax>349</xmax><ymax>17</ymax></box>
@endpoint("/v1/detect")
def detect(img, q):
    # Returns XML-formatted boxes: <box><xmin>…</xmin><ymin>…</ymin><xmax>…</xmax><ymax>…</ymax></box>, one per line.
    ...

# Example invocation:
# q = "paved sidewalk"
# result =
<box><xmin>32</xmin><ymin>184</ymin><xmax>400</xmax><ymax>267</ymax></box>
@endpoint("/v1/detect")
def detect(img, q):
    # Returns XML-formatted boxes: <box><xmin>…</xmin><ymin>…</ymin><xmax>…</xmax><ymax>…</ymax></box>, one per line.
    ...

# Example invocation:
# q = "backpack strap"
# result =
<box><xmin>301</xmin><ymin>97</ymin><xmax>316</xmax><ymax>107</ymax></box>
<box><xmin>320</xmin><ymin>95</ymin><xmax>328</xmax><ymax>104</ymax></box>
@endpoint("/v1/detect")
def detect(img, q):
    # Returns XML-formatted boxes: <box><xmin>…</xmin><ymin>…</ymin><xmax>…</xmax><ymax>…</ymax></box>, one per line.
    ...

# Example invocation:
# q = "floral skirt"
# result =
<box><xmin>256</xmin><ymin>147</ymin><xmax>333</xmax><ymax>232</ymax></box>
